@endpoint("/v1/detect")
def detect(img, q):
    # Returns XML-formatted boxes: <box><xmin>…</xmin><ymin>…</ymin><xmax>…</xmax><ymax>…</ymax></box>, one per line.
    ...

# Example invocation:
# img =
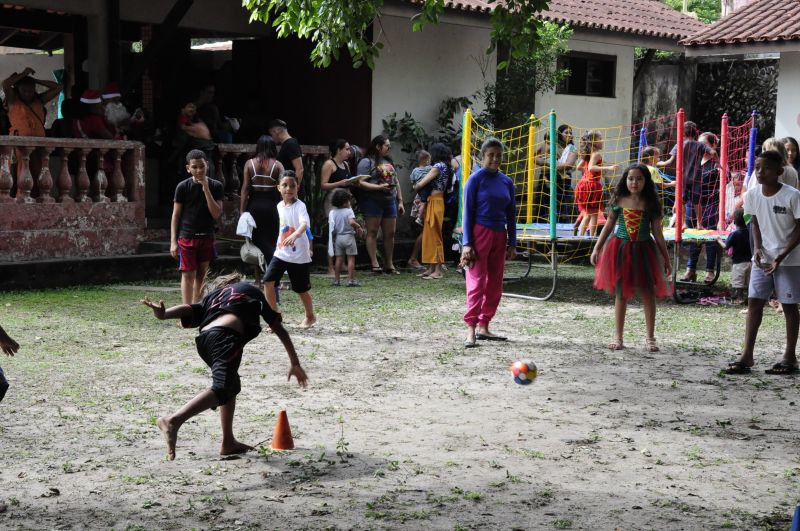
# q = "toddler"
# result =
<box><xmin>328</xmin><ymin>189</ymin><xmax>365</xmax><ymax>286</ymax></box>
<box><xmin>723</xmin><ymin>208</ymin><xmax>752</xmax><ymax>304</ymax></box>
<box><xmin>408</xmin><ymin>150</ymin><xmax>432</xmax><ymax>270</ymax></box>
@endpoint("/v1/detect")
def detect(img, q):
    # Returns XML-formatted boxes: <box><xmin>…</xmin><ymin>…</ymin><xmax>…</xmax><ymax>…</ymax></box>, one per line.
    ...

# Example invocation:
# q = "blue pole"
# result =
<box><xmin>791</xmin><ymin>504</ymin><xmax>799</xmax><ymax>531</ymax></box>
<box><xmin>745</xmin><ymin>110</ymin><xmax>759</xmax><ymax>187</ymax></box>
<box><xmin>637</xmin><ymin>127</ymin><xmax>647</xmax><ymax>162</ymax></box>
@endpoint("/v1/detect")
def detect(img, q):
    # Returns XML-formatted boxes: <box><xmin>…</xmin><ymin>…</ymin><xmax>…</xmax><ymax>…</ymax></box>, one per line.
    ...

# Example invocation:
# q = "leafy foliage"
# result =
<box><xmin>664</xmin><ymin>0</ymin><xmax>721</xmax><ymax>24</ymax></box>
<box><xmin>244</xmin><ymin>0</ymin><xmax>552</xmax><ymax>70</ymax></box>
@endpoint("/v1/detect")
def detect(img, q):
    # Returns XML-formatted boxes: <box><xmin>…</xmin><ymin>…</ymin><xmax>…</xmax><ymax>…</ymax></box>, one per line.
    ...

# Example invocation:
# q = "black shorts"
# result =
<box><xmin>0</xmin><ymin>365</ymin><xmax>8</xmax><ymax>403</ymax></box>
<box><xmin>263</xmin><ymin>257</ymin><xmax>311</xmax><ymax>293</ymax></box>
<box><xmin>195</xmin><ymin>327</ymin><xmax>244</xmax><ymax>406</ymax></box>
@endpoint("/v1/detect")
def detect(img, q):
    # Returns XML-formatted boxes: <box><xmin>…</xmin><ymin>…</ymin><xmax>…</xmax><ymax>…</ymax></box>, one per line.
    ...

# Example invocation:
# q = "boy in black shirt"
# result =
<box><xmin>142</xmin><ymin>274</ymin><xmax>308</xmax><ymax>460</ymax></box>
<box><xmin>723</xmin><ymin>208</ymin><xmax>752</xmax><ymax>304</ymax></box>
<box><xmin>171</xmin><ymin>149</ymin><xmax>224</xmax><ymax>304</ymax></box>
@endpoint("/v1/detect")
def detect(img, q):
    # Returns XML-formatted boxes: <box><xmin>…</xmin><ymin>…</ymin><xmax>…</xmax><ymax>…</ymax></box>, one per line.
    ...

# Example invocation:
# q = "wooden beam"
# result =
<box><xmin>0</xmin><ymin>29</ymin><xmax>19</xmax><ymax>46</ymax></box>
<box><xmin>121</xmin><ymin>0</ymin><xmax>194</xmax><ymax>96</ymax></box>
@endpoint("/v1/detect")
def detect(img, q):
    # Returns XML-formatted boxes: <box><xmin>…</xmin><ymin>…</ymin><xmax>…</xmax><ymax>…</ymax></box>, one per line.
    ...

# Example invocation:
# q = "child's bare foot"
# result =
<box><xmin>220</xmin><ymin>439</ymin><xmax>254</xmax><ymax>456</ymax></box>
<box><xmin>300</xmin><ymin>316</ymin><xmax>316</xmax><ymax>329</ymax></box>
<box><xmin>157</xmin><ymin>416</ymin><xmax>178</xmax><ymax>461</ymax></box>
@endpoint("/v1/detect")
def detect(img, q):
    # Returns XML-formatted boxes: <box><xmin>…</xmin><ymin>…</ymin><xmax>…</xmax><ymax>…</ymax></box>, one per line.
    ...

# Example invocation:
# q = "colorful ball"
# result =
<box><xmin>511</xmin><ymin>359</ymin><xmax>538</xmax><ymax>385</ymax></box>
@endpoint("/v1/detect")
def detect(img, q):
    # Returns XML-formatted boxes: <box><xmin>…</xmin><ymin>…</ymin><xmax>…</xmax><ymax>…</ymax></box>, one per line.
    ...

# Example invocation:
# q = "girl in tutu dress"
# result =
<box><xmin>590</xmin><ymin>164</ymin><xmax>672</xmax><ymax>352</ymax></box>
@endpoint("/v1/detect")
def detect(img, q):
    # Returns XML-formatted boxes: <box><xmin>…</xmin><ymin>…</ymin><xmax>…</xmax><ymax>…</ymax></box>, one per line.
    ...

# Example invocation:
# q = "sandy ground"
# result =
<box><xmin>0</xmin><ymin>267</ymin><xmax>799</xmax><ymax>530</ymax></box>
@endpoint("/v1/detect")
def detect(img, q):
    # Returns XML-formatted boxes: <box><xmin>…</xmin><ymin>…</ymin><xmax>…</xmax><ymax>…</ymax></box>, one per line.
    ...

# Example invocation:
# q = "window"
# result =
<box><xmin>556</xmin><ymin>52</ymin><xmax>616</xmax><ymax>98</ymax></box>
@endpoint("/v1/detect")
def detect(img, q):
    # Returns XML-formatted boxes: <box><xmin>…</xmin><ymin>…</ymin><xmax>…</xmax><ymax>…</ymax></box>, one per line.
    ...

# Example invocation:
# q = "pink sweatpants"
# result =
<box><xmin>464</xmin><ymin>224</ymin><xmax>507</xmax><ymax>327</ymax></box>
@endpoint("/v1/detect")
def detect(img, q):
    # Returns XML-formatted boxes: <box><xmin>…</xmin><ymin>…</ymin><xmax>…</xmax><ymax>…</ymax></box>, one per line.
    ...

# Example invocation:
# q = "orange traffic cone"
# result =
<box><xmin>270</xmin><ymin>410</ymin><xmax>294</xmax><ymax>450</ymax></box>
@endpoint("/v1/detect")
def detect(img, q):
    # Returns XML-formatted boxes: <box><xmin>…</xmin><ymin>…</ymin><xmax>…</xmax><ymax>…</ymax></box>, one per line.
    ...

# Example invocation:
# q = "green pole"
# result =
<box><xmin>549</xmin><ymin>111</ymin><xmax>557</xmax><ymax>241</ymax></box>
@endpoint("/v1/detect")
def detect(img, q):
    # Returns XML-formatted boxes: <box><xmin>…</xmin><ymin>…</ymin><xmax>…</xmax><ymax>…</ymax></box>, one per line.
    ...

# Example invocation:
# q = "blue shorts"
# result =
<box><xmin>359</xmin><ymin>196</ymin><xmax>397</xmax><ymax>219</ymax></box>
<box><xmin>749</xmin><ymin>264</ymin><xmax>800</xmax><ymax>304</ymax></box>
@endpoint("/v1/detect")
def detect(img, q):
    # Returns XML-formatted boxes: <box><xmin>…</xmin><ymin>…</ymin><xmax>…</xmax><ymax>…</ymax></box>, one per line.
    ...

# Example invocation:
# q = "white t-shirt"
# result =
<box><xmin>273</xmin><ymin>199</ymin><xmax>312</xmax><ymax>264</ymax></box>
<box><xmin>328</xmin><ymin>207</ymin><xmax>355</xmax><ymax>256</ymax></box>
<box><xmin>744</xmin><ymin>183</ymin><xmax>800</xmax><ymax>266</ymax></box>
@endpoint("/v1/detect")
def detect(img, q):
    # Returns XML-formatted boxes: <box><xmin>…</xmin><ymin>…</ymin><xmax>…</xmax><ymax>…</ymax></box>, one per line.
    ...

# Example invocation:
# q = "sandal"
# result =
<box><xmin>371</xmin><ymin>267</ymin><xmax>383</xmax><ymax>274</ymax></box>
<box><xmin>644</xmin><ymin>337</ymin><xmax>660</xmax><ymax>352</ymax></box>
<box><xmin>608</xmin><ymin>338</ymin><xmax>624</xmax><ymax>350</ymax></box>
<box><xmin>764</xmin><ymin>361</ymin><xmax>799</xmax><ymax>375</ymax></box>
<box><xmin>383</xmin><ymin>267</ymin><xmax>401</xmax><ymax>275</ymax></box>
<box><xmin>724</xmin><ymin>361</ymin><xmax>752</xmax><ymax>374</ymax></box>
<box><xmin>680</xmin><ymin>269</ymin><xmax>697</xmax><ymax>282</ymax></box>
<box><xmin>703</xmin><ymin>271</ymin><xmax>715</xmax><ymax>284</ymax></box>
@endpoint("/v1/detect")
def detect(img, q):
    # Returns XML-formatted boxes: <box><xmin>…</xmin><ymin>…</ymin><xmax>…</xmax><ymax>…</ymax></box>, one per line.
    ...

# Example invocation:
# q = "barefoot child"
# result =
<box><xmin>575</xmin><ymin>131</ymin><xmax>617</xmax><ymax>236</ymax></box>
<box><xmin>264</xmin><ymin>171</ymin><xmax>317</xmax><ymax>328</ymax></box>
<box><xmin>722</xmin><ymin>208</ymin><xmax>751</xmax><ymax>304</ymax></box>
<box><xmin>0</xmin><ymin>324</ymin><xmax>20</xmax><ymax>403</ymax></box>
<box><xmin>328</xmin><ymin>189</ymin><xmax>365</xmax><ymax>287</ymax></box>
<box><xmin>591</xmin><ymin>164</ymin><xmax>672</xmax><ymax>351</ymax></box>
<box><xmin>171</xmin><ymin>149</ymin><xmax>224</xmax><ymax>304</ymax></box>
<box><xmin>726</xmin><ymin>151</ymin><xmax>800</xmax><ymax>375</ymax></box>
<box><xmin>142</xmin><ymin>273</ymin><xmax>308</xmax><ymax>460</ymax></box>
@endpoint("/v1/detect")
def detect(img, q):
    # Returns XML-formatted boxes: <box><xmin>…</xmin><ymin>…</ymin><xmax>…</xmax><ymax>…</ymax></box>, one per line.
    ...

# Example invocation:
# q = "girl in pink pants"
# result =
<box><xmin>460</xmin><ymin>138</ymin><xmax>517</xmax><ymax>347</ymax></box>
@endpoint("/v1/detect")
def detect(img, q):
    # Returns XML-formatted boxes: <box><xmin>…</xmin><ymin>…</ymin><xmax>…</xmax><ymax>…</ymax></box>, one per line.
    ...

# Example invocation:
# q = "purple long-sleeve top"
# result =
<box><xmin>462</xmin><ymin>167</ymin><xmax>517</xmax><ymax>248</ymax></box>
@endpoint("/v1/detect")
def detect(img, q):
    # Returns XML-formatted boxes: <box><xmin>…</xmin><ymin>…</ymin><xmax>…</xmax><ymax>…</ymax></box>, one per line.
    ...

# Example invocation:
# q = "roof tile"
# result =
<box><xmin>682</xmin><ymin>0</ymin><xmax>800</xmax><ymax>45</ymax></box>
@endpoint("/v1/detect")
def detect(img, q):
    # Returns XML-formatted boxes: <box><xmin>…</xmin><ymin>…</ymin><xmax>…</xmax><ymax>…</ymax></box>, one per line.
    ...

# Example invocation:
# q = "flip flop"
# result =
<box><xmin>724</xmin><ymin>361</ymin><xmax>752</xmax><ymax>375</ymax></box>
<box><xmin>764</xmin><ymin>361</ymin><xmax>799</xmax><ymax>375</ymax></box>
<box><xmin>476</xmin><ymin>333</ymin><xmax>507</xmax><ymax>341</ymax></box>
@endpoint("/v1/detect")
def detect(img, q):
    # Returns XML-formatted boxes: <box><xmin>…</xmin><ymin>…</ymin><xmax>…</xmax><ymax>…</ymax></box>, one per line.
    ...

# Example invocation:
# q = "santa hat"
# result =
<box><xmin>80</xmin><ymin>89</ymin><xmax>102</xmax><ymax>104</ymax></box>
<box><xmin>102</xmin><ymin>82</ymin><xmax>121</xmax><ymax>100</ymax></box>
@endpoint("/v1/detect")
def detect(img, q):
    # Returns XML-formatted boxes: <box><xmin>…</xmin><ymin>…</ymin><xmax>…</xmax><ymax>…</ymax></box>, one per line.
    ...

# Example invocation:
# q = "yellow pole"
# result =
<box><xmin>526</xmin><ymin>115</ymin><xmax>536</xmax><ymax>224</ymax></box>
<box><xmin>461</xmin><ymin>109</ymin><xmax>472</xmax><ymax>184</ymax></box>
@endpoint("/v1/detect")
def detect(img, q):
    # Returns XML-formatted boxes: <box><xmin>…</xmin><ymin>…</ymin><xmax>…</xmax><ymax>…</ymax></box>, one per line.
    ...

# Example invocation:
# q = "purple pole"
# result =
<box><xmin>744</xmin><ymin>110</ymin><xmax>759</xmax><ymax>187</ymax></box>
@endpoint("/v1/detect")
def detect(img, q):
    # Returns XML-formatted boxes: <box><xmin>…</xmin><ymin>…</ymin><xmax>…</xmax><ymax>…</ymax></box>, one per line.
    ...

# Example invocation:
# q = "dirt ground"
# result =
<box><xmin>1</xmin><ymin>265</ymin><xmax>799</xmax><ymax>530</ymax></box>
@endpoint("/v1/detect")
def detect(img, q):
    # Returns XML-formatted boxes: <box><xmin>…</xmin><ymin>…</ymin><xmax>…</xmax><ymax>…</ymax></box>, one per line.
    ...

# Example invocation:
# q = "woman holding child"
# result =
<box><xmin>321</xmin><ymin>139</ymin><xmax>359</xmax><ymax>275</ymax></box>
<box><xmin>413</xmin><ymin>143</ymin><xmax>453</xmax><ymax>280</ymax></box>
<box><xmin>460</xmin><ymin>138</ymin><xmax>517</xmax><ymax>347</ymax></box>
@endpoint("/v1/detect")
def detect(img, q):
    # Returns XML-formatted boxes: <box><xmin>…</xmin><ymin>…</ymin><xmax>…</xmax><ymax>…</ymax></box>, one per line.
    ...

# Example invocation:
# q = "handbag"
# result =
<box><xmin>240</xmin><ymin>238</ymin><xmax>266</xmax><ymax>270</ymax></box>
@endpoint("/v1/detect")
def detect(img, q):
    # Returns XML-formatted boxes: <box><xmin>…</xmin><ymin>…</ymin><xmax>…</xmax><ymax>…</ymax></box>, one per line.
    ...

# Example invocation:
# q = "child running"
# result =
<box><xmin>0</xmin><ymin>324</ymin><xmax>20</xmax><ymax>403</ymax></box>
<box><xmin>328</xmin><ymin>188</ymin><xmax>365</xmax><ymax>287</ymax></box>
<box><xmin>726</xmin><ymin>151</ymin><xmax>800</xmax><ymax>375</ymax></box>
<box><xmin>591</xmin><ymin>163</ymin><xmax>672</xmax><ymax>352</ymax></box>
<box><xmin>575</xmin><ymin>131</ymin><xmax>617</xmax><ymax>236</ymax></box>
<box><xmin>171</xmin><ymin>149</ymin><xmax>224</xmax><ymax>303</ymax></box>
<box><xmin>264</xmin><ymin>171</ymin><xmax>316</xmax><ymax>328</ymax></box>
<box><xmin>141</xmin><ymin>273</ymin><xmax>307</xmax><ymax>460</ymax></box>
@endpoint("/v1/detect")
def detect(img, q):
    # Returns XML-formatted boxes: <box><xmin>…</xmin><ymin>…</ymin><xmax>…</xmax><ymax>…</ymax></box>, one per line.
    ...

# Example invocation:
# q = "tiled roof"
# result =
<box><xmin>425</xmin><ymin>0</ymin><xmax>707</xmax><ymax>40</ymax></box>
<box><xmin>681</xmin><ymin>0</ymin><xmax>800</xmax><ymax>45</ymax></box>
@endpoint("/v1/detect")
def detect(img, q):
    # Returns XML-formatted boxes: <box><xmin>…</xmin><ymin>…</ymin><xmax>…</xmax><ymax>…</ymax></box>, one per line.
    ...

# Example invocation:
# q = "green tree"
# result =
<box><xmin>664</xmin><ymin>0</ymin><xmax>721</xmax><ymax>24</ymax></box>
<box><xmin>243</xmin><ymin>0</ymin><xmax>551</xmax><ymax>69</ymax></box>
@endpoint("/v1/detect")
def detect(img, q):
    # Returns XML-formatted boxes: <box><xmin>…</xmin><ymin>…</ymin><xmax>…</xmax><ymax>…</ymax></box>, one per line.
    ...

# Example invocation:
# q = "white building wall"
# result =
<box><xmin>371</xmin><ymin>6</ymin><xmax>496</xmax><ymax>160</ymax></box>
<box><xmin>776</xmin><ymin>52</ymin><xmax>800</xmax><ymax>140</ymax></box>
<box><xmin>535</xmin><ymin>37</ymin><xmax>635</xmax><ymax>169</ymax></box>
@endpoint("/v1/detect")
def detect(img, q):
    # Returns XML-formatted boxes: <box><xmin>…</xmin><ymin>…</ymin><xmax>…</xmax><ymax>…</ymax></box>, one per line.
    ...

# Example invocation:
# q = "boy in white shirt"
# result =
<box><xmin>328</xmin><ymin>189</ymin><xmax>365</xmax><ymax>287</ymax></box>
<box><xmin>726</xmin><ymin>151</ymin><xmax>800</xmax><ymax>375</ymax></box>
<box><xmin>263</xmin><ymin>171</ymin><xmax>316</xmax><ymax>328</ymax></box>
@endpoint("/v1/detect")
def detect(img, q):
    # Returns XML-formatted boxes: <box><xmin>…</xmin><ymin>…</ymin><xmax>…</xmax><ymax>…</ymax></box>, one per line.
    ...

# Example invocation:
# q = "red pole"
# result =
<box><xmin>675</xmin><ymin>109</ymin><xmax>685</xmax><ymax>243</ymax></box>
<box><xmin>719</xmin><ymin>113</ymin><xmax>729</xmax><ymax>230</ymax></box>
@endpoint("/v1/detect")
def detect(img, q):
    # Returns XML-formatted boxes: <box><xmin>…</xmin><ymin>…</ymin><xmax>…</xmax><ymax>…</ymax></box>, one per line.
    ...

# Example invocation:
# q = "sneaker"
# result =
<box><xmin>331</xmin><ymin>280</ymin><xmax>341</xmax><ymax>287</ymax></box>
<box><xmin>347</xmin><ymin>280</ymin><xmax>361</xmax><ymax>287</ymax></box>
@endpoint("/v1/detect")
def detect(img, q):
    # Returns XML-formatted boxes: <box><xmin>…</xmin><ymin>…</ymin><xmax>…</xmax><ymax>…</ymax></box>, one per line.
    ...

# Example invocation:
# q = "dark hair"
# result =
<box><xmin>579</xmin><ymin>131</ymin><xmax>602</xmax><ymax>162</ymax></box>
<box><xmin>641</xmin><ymin>146</ymin><xmax>660</xmax><ymax>161</ymax></box>
<box><xmin>429</xmin><ymin>143</ymin><xmax>452</xmax><ymax>166</ymax></box>
<box><xmin>613</xmin><ymin>163</ymin><xmax>662</xmax><ymax>219</ymax></box>
<box><xmin>479</xmin><ymin>137</ymin><xmax>503</xmax><ymax>157</ymax></box>
<box><xmin>268</xmin><ymin>119</ymin><xmax>287</xmax><ymax>131</ymax></box>
<box><xmin>256</xmin><ymin>135</ymin><xmax>278</xmax><ymax>160</ymax></box>
<box><xmin>784</xmin><ymin>137</ymin><xmax>800</xmax><ymax>171</ymax></box>
<box><xmin>757</xmin><ymin>150</ymin><xmax>784</xmax><ymax>170</ymax></box>
<box><xmin>733</xmin><ymin>208</ymin><xmax>746</xmax><ymax>228</ymax></box>
<box><xmin>186</xmin><ymin>149</ymin><xmax>208</xmax><ymax>163</ymax></box>
<box><xmin>417</xmin><ymin>149</ymin><xmax>431</xmax><ymax>163</ymax></box>
<box><xmin>366</xmin><ymin>135</ymin><xmax>389</xmax><ymax>161</ymax></box>
<box><xmin>15</xmin><ymin>76</ymin><xmax>35</xmax><ymax>88</ymax></box>
<box><xmin>280</xmin><ymin>169</ymin><xmax>298</xmax><ymax>183</ymax></box>
<box><xmin>331</xmin><ymin>188</ymin><xmax>352</xmax><ymax>208</ymax></box>
<box><xmin>329</xmin><ymin>138</ymin><xmax>349</xmax><ymax>157</ymax></box>
<box><xmin>700</xmin><ymin>132</ymin><xmax>718</xmax><ymax>148</ymax></box>
<box><xmin>557</xmin><ymin>124</ymin><xmax>573</xmax><ymax>148</ymax></box>
<box><xmin>684</xmin><ymin>121</ymin><xmax>699</xmax><ymax>139</ymax></box>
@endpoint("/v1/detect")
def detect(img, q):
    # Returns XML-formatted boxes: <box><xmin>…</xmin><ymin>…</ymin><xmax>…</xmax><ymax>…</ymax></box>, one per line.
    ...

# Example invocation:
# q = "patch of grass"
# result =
<box><xmin>553</xmin><ymin>519</ymin><xmax>573</xmax><ymax>529</ymax></box>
